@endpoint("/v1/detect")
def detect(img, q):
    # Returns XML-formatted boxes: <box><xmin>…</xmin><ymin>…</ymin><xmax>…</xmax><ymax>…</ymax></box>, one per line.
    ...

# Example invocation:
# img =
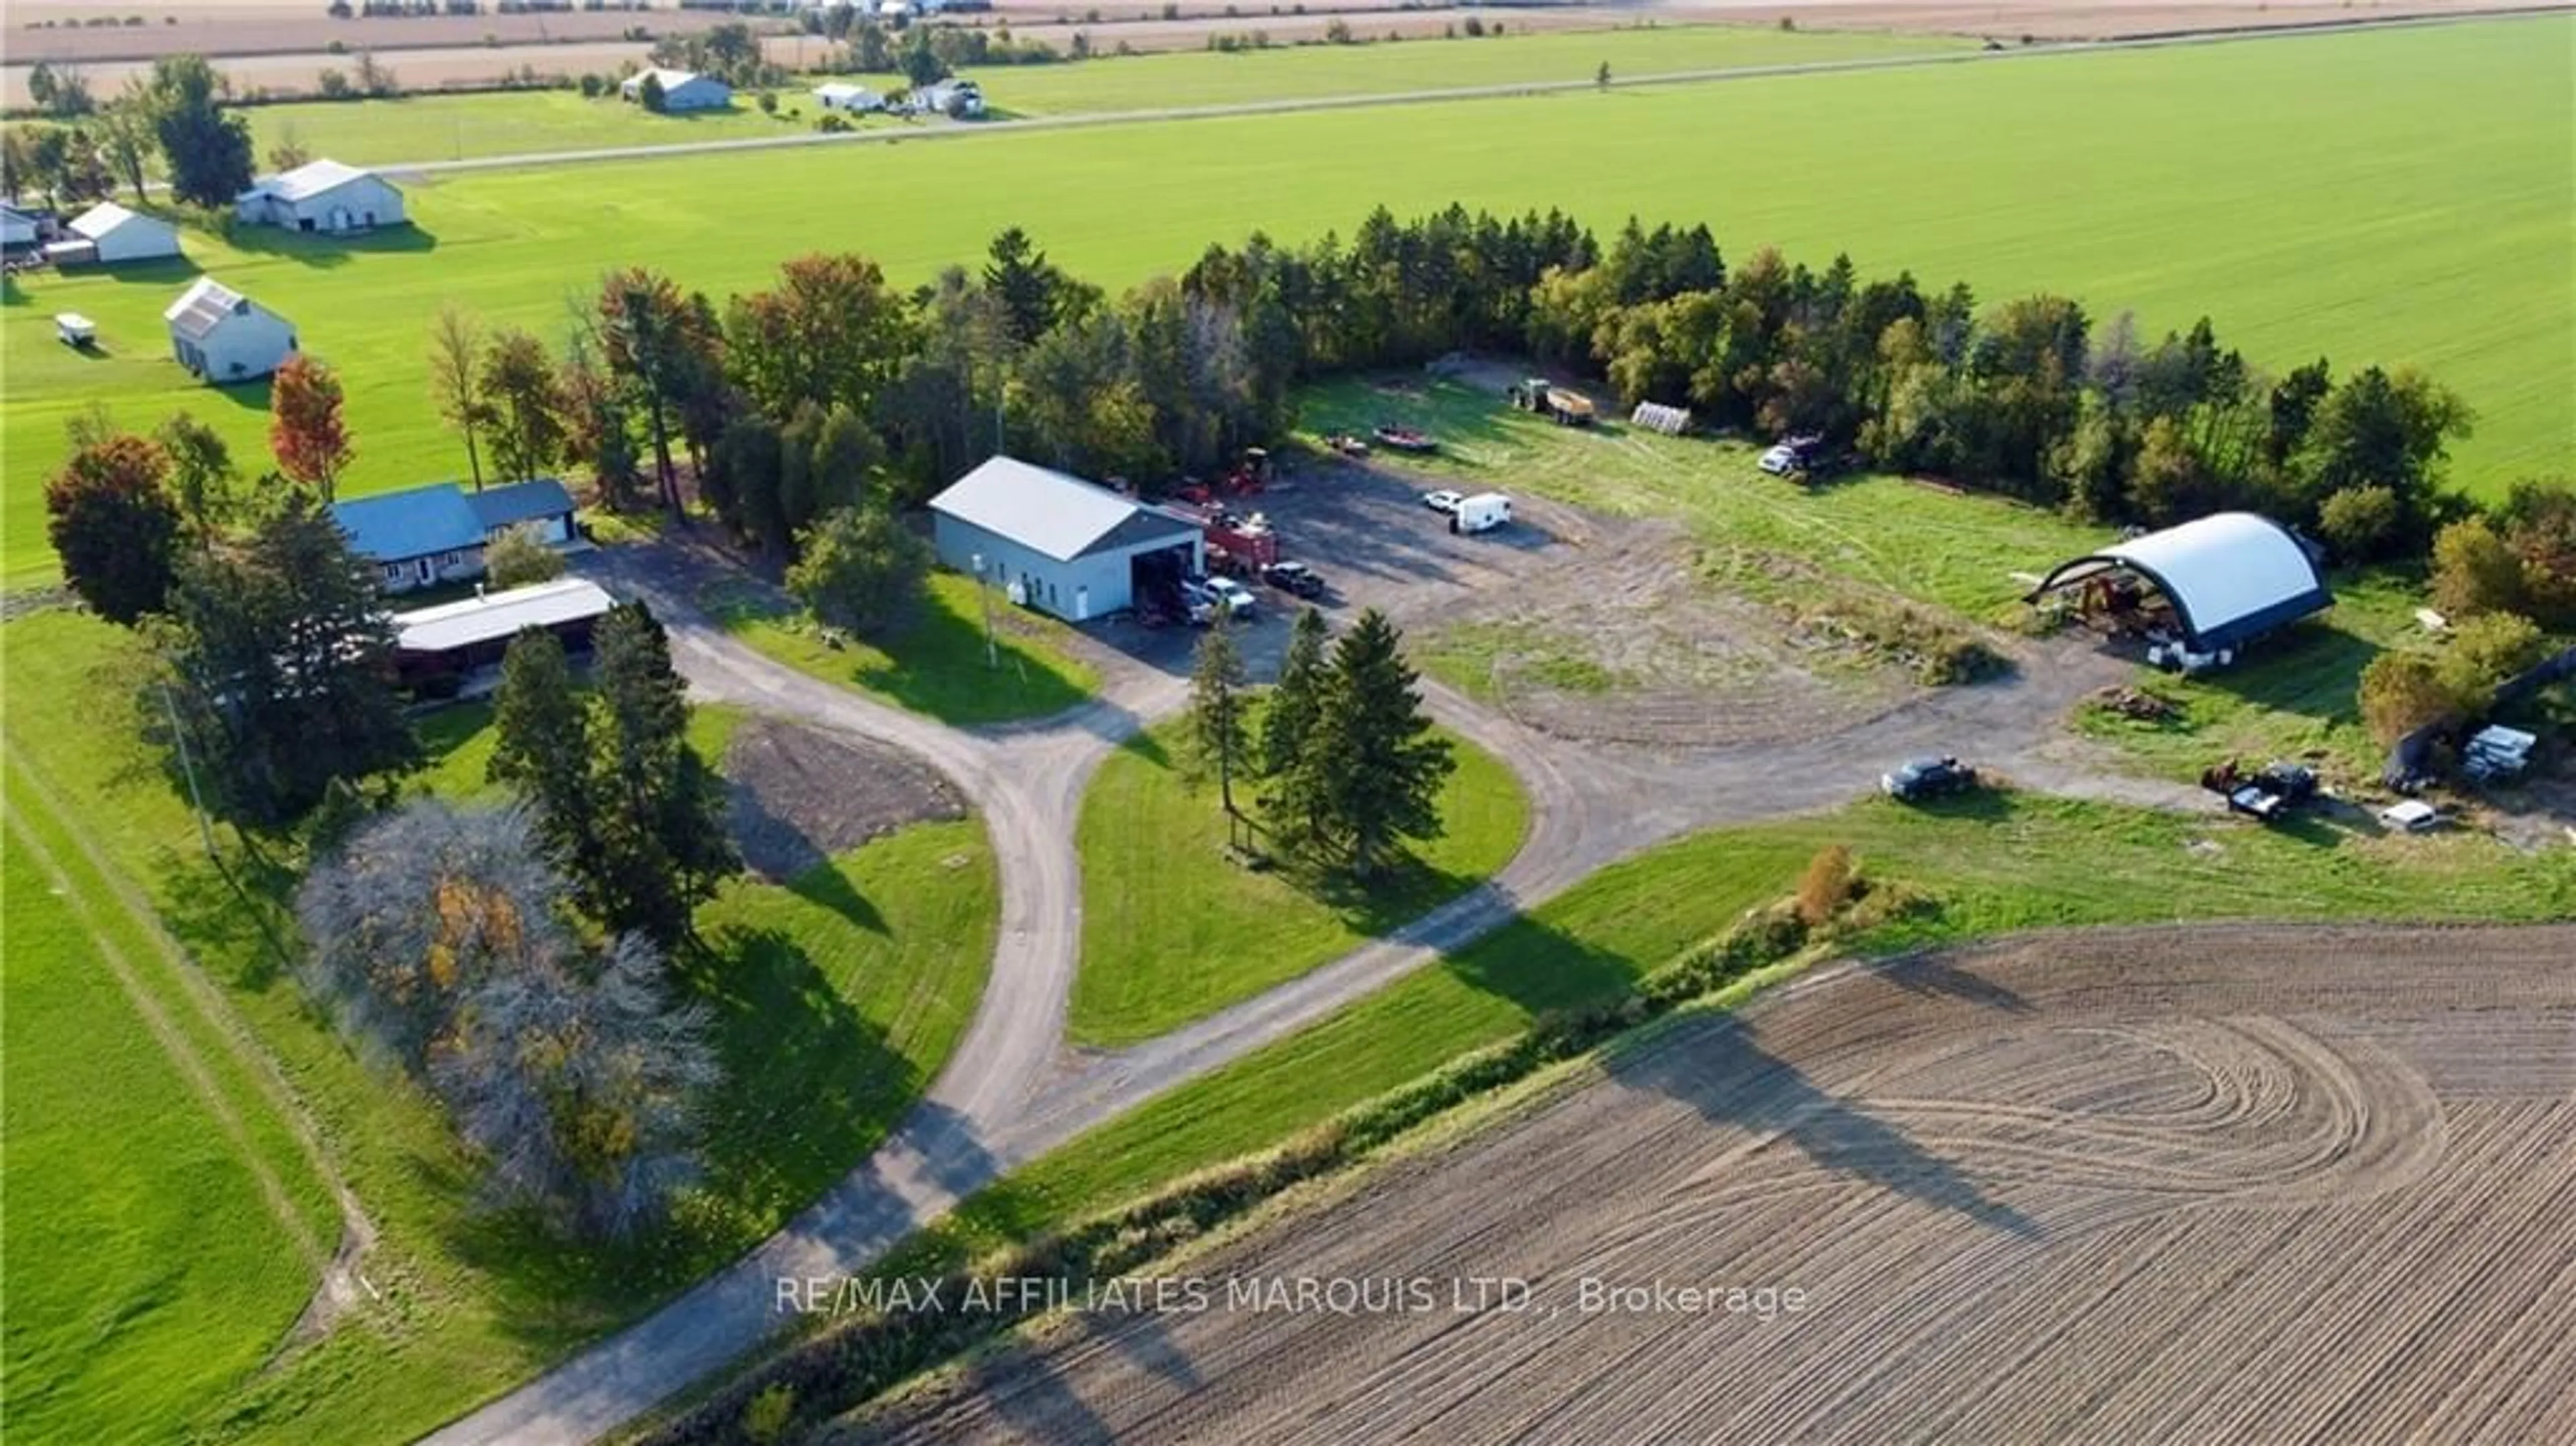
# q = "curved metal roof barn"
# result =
<box><xmin>2028</xmin><ymin>512</ymin><xmax>2330</xmax><ymax>653</ymax></box>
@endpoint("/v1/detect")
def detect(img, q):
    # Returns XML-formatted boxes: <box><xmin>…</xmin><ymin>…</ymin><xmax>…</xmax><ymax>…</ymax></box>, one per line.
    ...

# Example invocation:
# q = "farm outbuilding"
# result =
<box><xmin>47</xmin><ymin>202</ymin><xmax>180</xmax><ymax>266</ymax></box>
<box><xmin>1</xmin><ymin>203</ymin><xmax>38</xmax><ymax>252</ymax></box>
<box><xmin>622</xmin><ymin>68</ymin><xmax>733</xmax><ymax>111</ymax></box>
<box><xmin>2027</xmin><ymin>511</ymin><xmax>2330</xmax><ymax>663</ymax></box>
<box><xmin>912</xmin><ymin>78</ymin><xmax>985</xmax><ymax>117</ymax></box>
<box><xmin>163</xmin><ymin>276</ymin><xmax>296</xmax><ymax>383</ymax></box>
<box><xmin>928</xmin><ymin>455</ymin><xmax>1202</xmax><ymax>623</ymax></box>
<box><xmin>235</xmin><ymin>159</ymin><xmax>407</xmax><ymax>233</ymax></box>
<box><xmin>812</xmin><ymin>82</ymin><xmax>885</xmax><ymax>112</ymax></box>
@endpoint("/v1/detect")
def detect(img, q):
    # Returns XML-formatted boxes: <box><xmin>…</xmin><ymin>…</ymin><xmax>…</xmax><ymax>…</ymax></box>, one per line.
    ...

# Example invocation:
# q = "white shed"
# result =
<box><xmin>1</xmin><ymin>203</ymin><xmax>38</xmax><ymax>250</ymax></box>
<box><xmin>235</xmin><ymin>158</ymin><xmax>407</xmax><ymax>233</ymax></box>
<box><xmin>621</xmin><ymin>68</ymin><xmax>733</xmax><ymax>111</ymax></box>
<box><xmin>48</xmin><ymin>202</ymin><xmax>182</xmax><ymax>266</ymax></box>
<box><xmin>812</xmin><ymin>82</ymin><xmax>885</xmax><ymax>113</ymax></box>
<box><xmin>164</xmin><ymin>276</ymin><xmax>298</xmax><ymax>385</ymax></box>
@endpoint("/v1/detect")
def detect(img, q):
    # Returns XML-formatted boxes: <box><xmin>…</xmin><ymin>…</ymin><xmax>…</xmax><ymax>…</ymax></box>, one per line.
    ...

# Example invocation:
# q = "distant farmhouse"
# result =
<box><xmin>164</xmin><ymin>277</ymin><xmax>297</xmax><ymax>384</ymax></box>
<box><xmin>235</xmin><ymin>159</ymin><xmax>407</xmax><ymax>233</ymax></box>
<box><xmin>912</xmin><ymin>78</ymin><xmax>985</xmax><ymax>117</ymax></box>
<box><xmin>812</xmin><ymin>82</ymin><xmax>885</xmax><ymax>113</ymax></box>
<box><xmin>46</xmin><ymin>202</ymin><xmax>181</xmax><ymax>267</ymax></box>
<box><xmin>622</xmin><ymin>68</ymin><xmax>733</xmax><ymax>111</ymax></box>
<box><xmin>331</xmin><ymin>478</ymin><xmax>580</xmax><ymax>593</ymax></box>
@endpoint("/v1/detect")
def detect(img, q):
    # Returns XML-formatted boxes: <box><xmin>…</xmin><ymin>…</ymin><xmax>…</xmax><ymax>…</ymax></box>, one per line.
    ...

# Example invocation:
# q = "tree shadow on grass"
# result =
<box><xmin>852</xmin><ymin>590</ymin><xmax>1091</xmax><ymax>728</ymax></box>
<box><xmin>786</xmin><ymin>854</ymin><xmax>888</xmax><ymax>935</ymax></box>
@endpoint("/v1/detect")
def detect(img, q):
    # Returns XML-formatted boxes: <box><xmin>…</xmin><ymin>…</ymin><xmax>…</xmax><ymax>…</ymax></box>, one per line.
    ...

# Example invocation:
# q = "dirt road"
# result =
<box><xmin>850</xmin><ymin>923</ymin><xmax>2576</xmax><ymax>1446</ymax></box>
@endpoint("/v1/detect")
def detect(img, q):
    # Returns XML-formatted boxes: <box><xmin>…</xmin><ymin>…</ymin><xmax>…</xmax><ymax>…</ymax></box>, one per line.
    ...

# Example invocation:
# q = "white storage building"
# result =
<box><xmin>928</xmin><ymin>456</ymin><xmax>1201</xmax><ymax>623</ymax></box>
<box><xmin>813</xmin><ymin>82</ymin><xmax>885</xmax><ymax>113</ymax></box>
<box><xmin>235</xmin><ymin>159</ymin><xmax>407</xmax><ymax>233</ymax></box>
<box><xmin>2028</xmin><ymin>511</ymin><xmax>2332</xmax><ymax>661</ymax></box>
<box><xmin>163</xmin><ymin>276</ymin><xmax>297</xmax><ymax>384</ymax></box>
<box><xmin>47</xmin><ymin>202</ymin><xmax>182</xmax><ymax>266</ymax></box>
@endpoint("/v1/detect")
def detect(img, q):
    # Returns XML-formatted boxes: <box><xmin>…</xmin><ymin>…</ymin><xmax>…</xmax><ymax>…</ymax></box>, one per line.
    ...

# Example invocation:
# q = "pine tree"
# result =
<box><xmin>1185</xmin><ymin>617</ymin><xmax>1250</xmax><ymax>814</ymax></box>
<box><xmin>158</xmin><ymin>492</ymin><xmax>418</xmax><ymax>828</ymax></box>
<box><xmin>488</xmin><ymin>626</ymin><xmax>595</xmax><ymax>875</ymax></box>
<box><xmin>1310</xmin><ymin>608</ymin><xmax>1453</xmax><ymax>879</ymax></box>
<box><xmin>1260</xmin><ymin>606</ymin><xmax>1330</xmax><ymax>777</ymax></box>
<box><xmin>586</xmin><ymin>603</ymin><xmax>737</xmax><ymax>944</ymax></box>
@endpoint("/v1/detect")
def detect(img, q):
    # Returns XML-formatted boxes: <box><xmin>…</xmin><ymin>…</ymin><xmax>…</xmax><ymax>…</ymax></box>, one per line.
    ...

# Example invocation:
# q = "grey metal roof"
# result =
<box><xmin>331</xmin><ymin>483</ymin><xmax>485</xmax><ymax>562</ymax></box>
<box><xmin>465</xmin><ymin>478</ymin><xmax>576</xmax><ymax>533</ymax></box>
<box><xmin>162</xmin><ymin>276</ymin><xmax>254</xmax><ymax>341</ymax></box>
<box><xmin>928</xmin><ymin>456</ymin><xmax>1195</xmax><ymax>563</ymax></box>
<box><xmin>239</xmin><ymin>158</ymin><xmax>384</xmax><ymax>205</ymax></box>
<box><xmin>394</xmin><ymin>577</ymin><xmax>616</xmax><ymax>655</ymax></box>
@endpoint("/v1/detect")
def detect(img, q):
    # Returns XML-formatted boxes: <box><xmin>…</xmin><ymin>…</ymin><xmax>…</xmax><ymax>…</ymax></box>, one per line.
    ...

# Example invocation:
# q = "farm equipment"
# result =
<box><xmin>2202</xmin><ymin>759</ymin><xmax>2318</xmax><ymax>823</ymax></box>
<box><xmin>1507</xmin><ymin>378</ymin><xmax>1595</xmax><ymax>427</ymax></box>
<box><xmin>1175</xmin><ymin>449</ymin><xmax>1275</xmax><ymax>506</ymax></box>
<box><xmin>1175</xmin><ymin>501</ymin><xmax>1281</xmax><ymax>575</ymax></box>
<box><xmin>1372</xmin><ymin>423</ymin><xmax>1438</xmax><ymax>454</ymax></box>
<box><xmin>1323</xmin><ymin>431</ymin><xmax>1372</xmax><ymax>457</ymax></box>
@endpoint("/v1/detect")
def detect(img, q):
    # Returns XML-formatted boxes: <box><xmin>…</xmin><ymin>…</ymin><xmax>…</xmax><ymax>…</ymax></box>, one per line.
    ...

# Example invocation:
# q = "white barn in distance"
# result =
<box><xmin>622</xmin><ymin>68</ymin><xmax>733</xmax><ymax>111</ymax></box>
<box><xmin>813</xmin><ymin>82</ymin><xmax>885</xmax><ymax>113</ymax></box>
<box><xmin>164</xmin><ymin>277</ymin><xmax>298</xmax><ymax>384</ymax></box>
<box><xmin>235</xmin><ymin>159</ymin><xmax>407</xmax><ymax>233</ymax></box>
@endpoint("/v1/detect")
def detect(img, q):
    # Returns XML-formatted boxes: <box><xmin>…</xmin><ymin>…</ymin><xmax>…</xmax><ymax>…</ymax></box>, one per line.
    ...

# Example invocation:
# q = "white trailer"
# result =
<box><xmin>1454</xmin><ymin>492</ymin><xmax>1512</xmax><ymax>534</ymax></box>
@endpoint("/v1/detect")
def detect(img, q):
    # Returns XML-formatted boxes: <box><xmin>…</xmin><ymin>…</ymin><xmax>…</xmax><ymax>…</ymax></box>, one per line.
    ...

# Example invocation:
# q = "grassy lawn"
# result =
<box><xmin>7</xmin><ymin>16</ymin><xmax>2564</xmax><ymax>585</ymax></box>
<box><xmin>1071</xmin><ymin>708</ymin><xmax>1531</xmax><ymax>1046</ymax></box>
<box><xmin>2070</xmin><ymin>571</ymin><xmax>2434</xmax><ymax>786</ymax></box>
<box><xmin>702</xmin><ymin>569</ymin><xmax>1097</xmax><ymax>726</ymax></box>
<box><xmin>912</xmin><ymin>786</ymin><xmax>2575</xmax><ymax>1268</ymax></box>
<box><xmin>1416</xmin><ymin>618</ymin><xmax>1624</xmax><ymax>702</ymax></box>
<box><xmin>0</xmin><ymin>608</ymin><xmax>998</xmax><ymax>1444</ymax></box>
<box><xmin>0</xmin><ymin>806</ymin><xmax>332</xmax><ymax>1444</ymax></box>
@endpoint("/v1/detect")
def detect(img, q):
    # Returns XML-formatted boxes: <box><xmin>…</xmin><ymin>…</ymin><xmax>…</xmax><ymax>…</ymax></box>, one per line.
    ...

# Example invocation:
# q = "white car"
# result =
<box><xmin>1201</xmin><ymin>576</ymin><xmax>1258</xmax><ymax>618</ymax></box>
<box><xmin>1422</xmin><ymin>490</ymin><xmax>1465</xmax><ymax>514</ymax></box>
<box><xmin>1758</xmin><ymin>445</ymin><xmax>1800</xmax><ymax>476</ymax></box>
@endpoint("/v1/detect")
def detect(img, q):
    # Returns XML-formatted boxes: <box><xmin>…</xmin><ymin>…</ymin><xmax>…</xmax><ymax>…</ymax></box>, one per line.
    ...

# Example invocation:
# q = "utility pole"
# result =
<box><xmin>973</xmin><ymin>553</ymin><xmax>996</xmax><ymax>668</ymax></box>
<box><xmin>158</xmin><ymin>680</ymin><xmax>216</xmax><ymax>859</ymax></box>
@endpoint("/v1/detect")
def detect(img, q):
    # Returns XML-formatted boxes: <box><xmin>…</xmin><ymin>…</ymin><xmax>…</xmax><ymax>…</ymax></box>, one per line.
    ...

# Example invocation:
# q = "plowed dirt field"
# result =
<box><xmin>844</xmin><ymin>924</ymin><xmax>2576</xmax><ymax>1446</ymax></box>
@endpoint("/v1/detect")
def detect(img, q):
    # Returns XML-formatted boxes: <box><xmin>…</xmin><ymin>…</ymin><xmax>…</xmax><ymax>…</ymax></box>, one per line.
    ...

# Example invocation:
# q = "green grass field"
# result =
<box><xmin>231</xmin><ymin>27</ymin><xmax>1960</xmax><ymax>165</ymax></box>
<box><xmin>912</xmin><ymin>785</ymin><xmax>2576</xmax><ymax>1269</ymax></box>
<box><xmin>702</xmin><ymin>569</ymin><xmax>1099</xmax><ymax>726</ymax></box>
<box><xmin>0</xmin><ymin>608</ymin><xmax>999</xmax><ymax>1443</ymax></box>
<box><xmin>5</xmin><ymin>17</ymin><xmax>2565</xmax><ymax>586</ymax></box>
<box><xmin>1071</xmin><ymin>709</ymin><xmax>1530</xmax><ymax>1046</ymax></box>
<box><xmin>0</xmin><ymin>807</ymin><xmax>333</xmax><ymax>1443</ymax></box>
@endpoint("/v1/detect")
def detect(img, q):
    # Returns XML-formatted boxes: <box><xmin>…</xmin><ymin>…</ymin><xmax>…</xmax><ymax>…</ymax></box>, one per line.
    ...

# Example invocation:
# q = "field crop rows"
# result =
<box><xmin>855</xmin><ymin>924</ymin><xmax>2576</xmax><ymax>1445</ymax></box>
<box><xmin>5</xmin><ymin>16</ymin><xmax>2567</xmax><ymax>586</ymax></box>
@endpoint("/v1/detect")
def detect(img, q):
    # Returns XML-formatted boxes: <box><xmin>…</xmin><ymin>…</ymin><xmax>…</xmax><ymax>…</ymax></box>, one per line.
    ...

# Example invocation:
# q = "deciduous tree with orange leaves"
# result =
<box><xmin>270</xmin><ymin>353</ymin><xmax>353</xmax><ymax>500</ymax></box>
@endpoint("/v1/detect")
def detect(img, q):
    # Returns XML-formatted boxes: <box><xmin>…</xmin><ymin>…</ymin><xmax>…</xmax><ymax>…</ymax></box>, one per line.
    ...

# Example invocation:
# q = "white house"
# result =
<box><xmin>621</xmin><ymin>68</ymin><xmax>733</xmax><ymax>111</ymax></box>
<box><xmin>330</xmin><ymin>478</ymin><xmax>581</xmax><ymax>593</ymax></box>
<box><xmin>163</xmin><ymin>276</ymin><xmax>297</xmax><ymax>384</ymax></box>
<box><xmin>912</xmin><ymin>78</ymin><xmax>984</xmax><ymax>117</ymax></box>
<box><xmin>235</xmin><ymin>158</ymin><xmax>407</xmax><ymax>233</ymax></box>
<box><xmin>1</xmin><ymin>203</ymin><xmax>38</xmax><ymax>251</ymax></box>
<box><xmin>812</xmin><ymin>82</ymin><xmax>885</xmax><ymax>113</ymax></box>
<box><xmin>45</xmin><ymin>202</ymin><xmax>182</xmax><ymax>266</ymax></box>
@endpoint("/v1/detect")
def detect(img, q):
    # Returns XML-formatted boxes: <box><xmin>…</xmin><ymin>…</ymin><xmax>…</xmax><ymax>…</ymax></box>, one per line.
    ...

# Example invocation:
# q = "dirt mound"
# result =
<box><xmin>724</xmin><ymin>718</ymin><xmax>963</xmax><ymax>882</ymax></box>
<box><xmin>845</xmin><ymin>923</ymin><xmax>2576</xmax><ymax>1446</ymax></box>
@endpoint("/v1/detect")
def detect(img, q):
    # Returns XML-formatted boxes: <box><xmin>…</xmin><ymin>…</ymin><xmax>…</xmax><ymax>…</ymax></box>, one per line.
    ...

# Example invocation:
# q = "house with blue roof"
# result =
<box><xmin>331</xmin><ymin>478</ymin><xmax>580</xmax><ymax>593</ymax></box>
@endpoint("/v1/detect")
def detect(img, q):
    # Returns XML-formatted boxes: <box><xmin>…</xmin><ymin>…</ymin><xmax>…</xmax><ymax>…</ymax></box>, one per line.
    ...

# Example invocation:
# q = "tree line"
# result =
<box><xmin>3</xmin><ymin>56</ymin><xmax>258</xmax><ymax>214</ymax></box>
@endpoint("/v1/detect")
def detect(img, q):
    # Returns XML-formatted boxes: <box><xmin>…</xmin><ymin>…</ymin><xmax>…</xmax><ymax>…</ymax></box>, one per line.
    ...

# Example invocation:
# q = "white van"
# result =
<box><xmin>1454</xmin><ymin>492</ymin><xmax>1512</xmax><ymax>534</ymax></box>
